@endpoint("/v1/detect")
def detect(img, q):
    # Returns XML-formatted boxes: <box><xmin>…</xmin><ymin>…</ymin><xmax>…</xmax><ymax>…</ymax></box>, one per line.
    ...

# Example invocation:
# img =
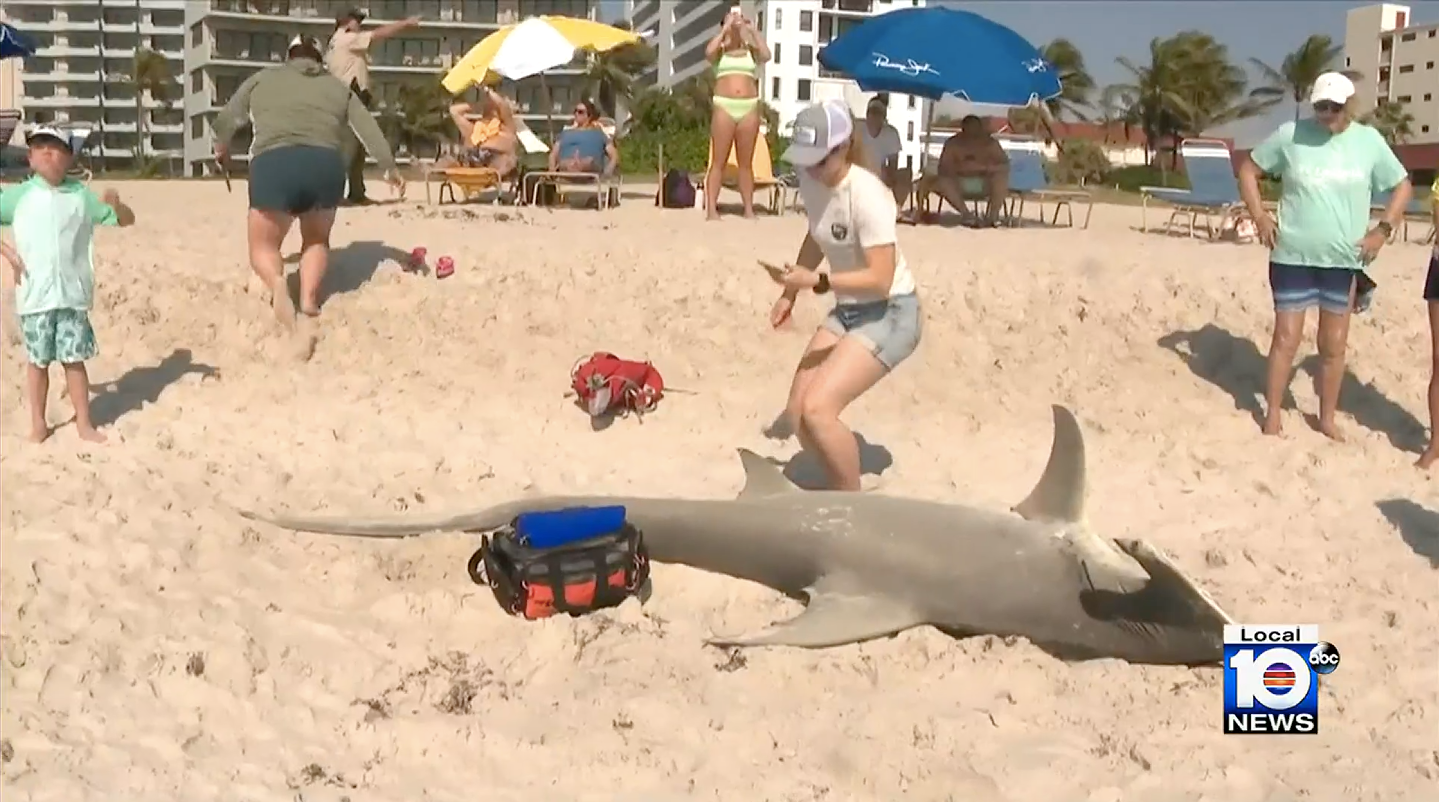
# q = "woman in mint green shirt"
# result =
<box><xmin>1238</xmin><ymin>72</ymin><xmax>1412</xmax><ymax>442</ymax></box>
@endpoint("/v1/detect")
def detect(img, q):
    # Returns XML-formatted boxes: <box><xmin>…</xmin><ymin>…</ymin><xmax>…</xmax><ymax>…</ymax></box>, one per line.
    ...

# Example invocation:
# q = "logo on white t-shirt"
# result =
<box><xmin>831</xmin><ymin>222</ymin><xmax>849</xmax><ymax>241</ymax></box>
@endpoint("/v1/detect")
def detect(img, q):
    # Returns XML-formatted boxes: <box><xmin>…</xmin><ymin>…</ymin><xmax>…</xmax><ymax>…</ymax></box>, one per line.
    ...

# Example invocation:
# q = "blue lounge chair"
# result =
<box><xmin>1140</xmin><ymin>138</ymin><xmax>1255</xmax><ymax>240</ymax></box>
<box><xmin>997</xmin><ymin>136</ymin><xmax>1094</xmax><ymax>229</ymax></box>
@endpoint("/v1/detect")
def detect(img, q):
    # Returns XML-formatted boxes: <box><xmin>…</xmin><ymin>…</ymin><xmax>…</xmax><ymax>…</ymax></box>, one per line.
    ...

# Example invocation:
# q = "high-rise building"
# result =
<box><xmin>1344</xmin><ymin>3</ymin><xmax>1439</xmax><ymax>146</ymax></box>
<box><xmin>5</xmin><ymin>0</ymin><xmax>187</xmax><ymax>169</ymax></box>
<box><xmin>7</xmin><ymin>1</ymin><xmax>599</xmax><ymax>176</ymax></box>
<box><xmin>628</xmin><ymin>0</ymin><xmax>932</xmax><ymax>171</ymax></box>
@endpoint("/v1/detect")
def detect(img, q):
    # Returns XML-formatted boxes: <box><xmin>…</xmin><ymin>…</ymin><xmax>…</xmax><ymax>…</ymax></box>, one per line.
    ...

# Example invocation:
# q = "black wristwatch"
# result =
<box><xmin>814</xmin><ymin>273</ymin><xmax>831</xmax><ymax>294</ymax></box>
<box><xmin>1375</xmin><ymin>220</ymin><xmax>1393</xmax><ymax>236</ymax></box>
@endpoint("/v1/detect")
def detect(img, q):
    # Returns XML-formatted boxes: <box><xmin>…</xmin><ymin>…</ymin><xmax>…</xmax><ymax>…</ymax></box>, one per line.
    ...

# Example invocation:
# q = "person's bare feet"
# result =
<box><xmin>1261</xmin><ymin>413</ymin><xmax>1283</xmax><ymax>436</ymax></box>
<box><xmin>29</xmin><ymin>422</ymin><xmax>50</xmax><ymax>443</ymax></box>
<box><xmin>1416</xmin><ymin>447</ymin><xmax>1438</xmax><ymax>469</ymax></box>
<box><xmin>1317</xmin><ymin>418</ymin><xmax>1346</xmax><ymax>443</ymax></box>
<box><xmin>76</xmin><ymin>425</ymin><xmax>107</xmax><ymax>444</ymax></box>
<box><xmin>705</xmin><ymin>213</ymin><xmax>721</xmax><ymax>222</ymax></box>
<box><xmin>271</xmin><ymin>286</ymin><xmax>297</xmax><ymax>331</ymax></box>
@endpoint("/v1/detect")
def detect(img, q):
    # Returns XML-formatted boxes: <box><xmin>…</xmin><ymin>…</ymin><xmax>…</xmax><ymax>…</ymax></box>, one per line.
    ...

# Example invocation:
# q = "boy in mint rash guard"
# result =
<box><xmin>0</xmin><ymin>125</ymin><xmax>136</xmax><ymax>443</ymax></box>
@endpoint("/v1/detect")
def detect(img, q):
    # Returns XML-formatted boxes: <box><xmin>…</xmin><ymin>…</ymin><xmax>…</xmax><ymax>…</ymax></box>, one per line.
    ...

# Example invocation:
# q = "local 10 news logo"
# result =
<box><xmin>1223</xmin><ymin>625</ymin><xmax>1340</xmax><ymax>735</ymax></box>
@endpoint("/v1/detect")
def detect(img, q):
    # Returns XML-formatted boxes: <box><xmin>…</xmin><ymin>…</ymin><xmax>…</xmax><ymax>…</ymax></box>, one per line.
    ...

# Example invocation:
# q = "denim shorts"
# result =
<box><xmin>821</xmin><ymin>293</ymin><xmax>922</xmax><ymax>370</ymax></box>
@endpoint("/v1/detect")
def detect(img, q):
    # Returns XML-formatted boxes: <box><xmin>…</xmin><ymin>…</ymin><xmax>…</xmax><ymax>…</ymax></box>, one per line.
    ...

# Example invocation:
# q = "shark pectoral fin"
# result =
<box><xmin>1115</xmin><ymin>539</ymin><xmax>1236</xmax><ymax>628</ymax></box>
<box><xmin>706</xmin><ymin>591</ymin><xmax>921</xmax><ymax>649</ymax></box>
<box><xmin>1065</xmin><ymin>529</ymin><xmax>1151</xmax><ymax>588</ymax></box>
<box><xmin>735</xmin><ymin>448</ymin><xmax>802</xmax><ymax>499</ymax></box>
<box><xmin>1013</xmin><ymin>404</ymin><xmax>1086</xmax><ymax>524</ymax></box>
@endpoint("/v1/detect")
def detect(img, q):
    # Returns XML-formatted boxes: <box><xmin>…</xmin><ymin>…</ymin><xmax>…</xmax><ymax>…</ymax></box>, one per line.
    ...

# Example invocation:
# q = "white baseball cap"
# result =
<box><xmin>1310</xmin><ymin>72</ymin><xmax>1355</xmax><ymax>105</ymax></box>
<box><xmin>783</xmin><ymin>100</ymin><xmax>854</xmax><ymax>167</ymax></box>
<box><xmin>26</xmin><ymin>124</ymin><xmax>71</xmax><ymax>151</ymax></box>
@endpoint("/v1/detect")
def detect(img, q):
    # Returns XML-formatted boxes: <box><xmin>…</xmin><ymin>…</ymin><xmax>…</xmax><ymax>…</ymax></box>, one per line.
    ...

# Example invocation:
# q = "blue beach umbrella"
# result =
<box><xmin>0</xmin><ymin>23</ymin><xmax>35</xmax><ymax>60</ymax></box>
<box><xmin>817</xmin><ymin>7</ymin><xmax>1061</xmax><ymax>106</ymax></box>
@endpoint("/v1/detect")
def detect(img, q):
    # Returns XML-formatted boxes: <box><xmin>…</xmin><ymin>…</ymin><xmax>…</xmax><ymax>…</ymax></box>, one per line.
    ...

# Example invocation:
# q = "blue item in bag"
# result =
<box><xmin>515</xmin><ymin>505</ymin><xmax>627</xmax><ymax>549</ymax></box>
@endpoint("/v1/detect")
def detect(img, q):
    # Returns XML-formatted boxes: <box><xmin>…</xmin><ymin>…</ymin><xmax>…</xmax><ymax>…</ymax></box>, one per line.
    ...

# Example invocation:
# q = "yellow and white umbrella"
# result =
<box><xmin>441</xmin><ymin>16</ymin><xmax>641</xmax><ymax>93</ymax></box>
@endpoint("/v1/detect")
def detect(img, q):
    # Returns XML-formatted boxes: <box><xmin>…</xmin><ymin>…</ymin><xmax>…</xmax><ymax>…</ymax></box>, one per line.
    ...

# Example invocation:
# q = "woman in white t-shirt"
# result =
<box><xmin>765</xmin><ymin>100</ymin><xmax>923</xmax><ymax>491</ymax></box>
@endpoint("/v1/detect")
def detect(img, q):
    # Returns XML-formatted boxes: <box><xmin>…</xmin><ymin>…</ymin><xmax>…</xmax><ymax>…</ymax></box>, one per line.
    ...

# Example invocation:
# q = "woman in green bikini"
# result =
<box><xmin>703</xmin><ymin>8</ymin><xmax>770</xmax><ymax>220</ymax></box>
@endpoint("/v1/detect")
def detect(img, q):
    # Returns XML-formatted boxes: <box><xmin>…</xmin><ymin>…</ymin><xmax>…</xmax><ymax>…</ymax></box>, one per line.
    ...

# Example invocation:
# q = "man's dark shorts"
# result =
<box><xmin>249</xmin><ymin>145</ymin><xmax>345</xmax><ymax>214</ymax></box>
<box><xmin>1425</xmin><ymin>252</ymin><xmax>1439</xmax><ymax>302</ymax></box>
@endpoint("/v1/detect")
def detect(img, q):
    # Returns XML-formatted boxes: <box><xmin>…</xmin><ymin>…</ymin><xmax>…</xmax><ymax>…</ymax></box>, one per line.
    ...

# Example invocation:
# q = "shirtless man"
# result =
<box><xmin>441</xmin><ymin>83</ymin><xmax>518</xmax><ymax>178</ymax></box>
<box><xmin>915</xmin><ymin>115</ymin><xmax>1010</xmax><ymax>227</ymax></box>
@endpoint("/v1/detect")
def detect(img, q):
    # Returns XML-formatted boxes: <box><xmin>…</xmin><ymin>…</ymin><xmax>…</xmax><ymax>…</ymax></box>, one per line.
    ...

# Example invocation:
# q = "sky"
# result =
<box><xmin>601</xmin><ymin>0</ymin><xmax>1439</xmax><ymax>146</ymax></box>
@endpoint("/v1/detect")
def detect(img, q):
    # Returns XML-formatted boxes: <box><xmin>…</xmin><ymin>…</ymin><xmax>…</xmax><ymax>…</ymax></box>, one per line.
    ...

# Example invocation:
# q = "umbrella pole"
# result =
<box><xmin>541</xmin><ymin>72</ymin><xmax>555</xmax><ymax>144</ymax></box>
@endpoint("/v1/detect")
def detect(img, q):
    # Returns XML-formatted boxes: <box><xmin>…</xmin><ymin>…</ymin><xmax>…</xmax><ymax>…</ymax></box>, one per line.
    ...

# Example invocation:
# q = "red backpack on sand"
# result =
<box><xmin>570</xmin><ymin>352</ymin><xmax>665</xmax><ymax>419</ymax></box>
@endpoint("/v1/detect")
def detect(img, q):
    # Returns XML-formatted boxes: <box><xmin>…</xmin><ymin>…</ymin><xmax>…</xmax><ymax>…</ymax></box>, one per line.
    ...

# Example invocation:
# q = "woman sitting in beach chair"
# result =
<box><xmin>527</xmin><ymin>100</ymin><xmax>618</xmax><ymax>206</ymax></box>
<box><xmin>439</xmin><ymin>84</ymin><xmax>518</xmax><ymax>178</ymax></box>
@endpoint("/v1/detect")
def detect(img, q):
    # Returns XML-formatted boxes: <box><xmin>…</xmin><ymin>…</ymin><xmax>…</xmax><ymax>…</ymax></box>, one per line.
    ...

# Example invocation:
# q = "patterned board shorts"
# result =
<box><xmin>19</xmin><ymin>308</ymin><xmax>99</xmax><ymax>367</ymax></box>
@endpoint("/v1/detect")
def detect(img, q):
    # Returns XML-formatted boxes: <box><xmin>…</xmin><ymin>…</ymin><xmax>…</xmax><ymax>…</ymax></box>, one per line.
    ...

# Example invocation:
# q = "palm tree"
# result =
<box><xmin>578</xmin><ymin>21</ymin><xmax>656</xmax><ymax>118</ymax></box>
<box><xmin>1363</xmin><ymin>101</ymin><xmax>1415</xmax><ymax>144</ymax></box>
<box><xmin>1040</xmin><ymin>38</ymin><xmax>1095</xmax><ymax>120</ymax></box>
<box><xmin>1248</xmin><ymin>35</ymin><xmax>1359</xmax><ymax>121</ymax></box>
<box><xmin>379</xmin><ymin>82</ymin><xmax>456</xmax><ymax>161</ymax></box>
<box><xmin>1109</xmin><ymin>32</ymin><xmax>1268</xmax><ymax>170</ymax></box>
<box><xmin>128</xmin><ymin>47</ymin><xmax>176</xmax><ymax>170</ymax></box>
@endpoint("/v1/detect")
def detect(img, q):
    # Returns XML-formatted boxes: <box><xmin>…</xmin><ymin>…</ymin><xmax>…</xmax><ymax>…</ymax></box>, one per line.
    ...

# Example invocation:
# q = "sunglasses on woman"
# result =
<box><xmin>1313</xmin><ymin>100</ymin><xmax>1345</xmax><ymax>115</ymax></box>
<box><xmin>573</xmin><ymin>107</ymin><xmax>588</xmax><ymax>117</ymax></box>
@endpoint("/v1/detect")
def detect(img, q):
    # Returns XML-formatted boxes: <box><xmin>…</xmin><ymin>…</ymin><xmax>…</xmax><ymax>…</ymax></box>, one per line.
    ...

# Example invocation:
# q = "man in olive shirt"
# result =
<box><xmin>328</xmin><ymin>8</ymin><xmax>421</xmax><ymax>204</ymax></box>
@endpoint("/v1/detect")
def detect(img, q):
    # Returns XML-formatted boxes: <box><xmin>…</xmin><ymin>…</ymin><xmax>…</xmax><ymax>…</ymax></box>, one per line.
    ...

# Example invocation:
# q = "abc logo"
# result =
<box><xmin>1308</xmin><ymin>641</ymin><xmax>1341</xmax><ymax>675</ymax></box>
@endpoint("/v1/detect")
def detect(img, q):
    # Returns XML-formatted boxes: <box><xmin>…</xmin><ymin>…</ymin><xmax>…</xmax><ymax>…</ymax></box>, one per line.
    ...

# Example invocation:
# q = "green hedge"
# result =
<box><xmin>615</xmin><ymin>128</ymin><xmax>790</xmax><ymax>178</ymax></box>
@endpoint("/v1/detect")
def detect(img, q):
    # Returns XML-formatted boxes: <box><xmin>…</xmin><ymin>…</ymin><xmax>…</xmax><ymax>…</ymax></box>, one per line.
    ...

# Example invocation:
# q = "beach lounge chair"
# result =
<box><xmin>997</xmin><ymin>136</ymin><xmax>1094</xmax><ymax>229</ymax></box>
<box><xmin>423</xmin><ymin>118</ymin><xmax>548</xmax><ymax>205</ymax></box>
<box><xmin>1138</xmin><ymin>138</ymin><xmax>1254</xmax><ymax>239</ymax></box>
<box><xmin>521</xmin><ymin>122</ymin><xmax>622</xmax><ymax>210</ymax></box>
<box><xmin>701</xmin><ymin>130</ymin><xmax>793</xmax><ymax>215</ymax></box>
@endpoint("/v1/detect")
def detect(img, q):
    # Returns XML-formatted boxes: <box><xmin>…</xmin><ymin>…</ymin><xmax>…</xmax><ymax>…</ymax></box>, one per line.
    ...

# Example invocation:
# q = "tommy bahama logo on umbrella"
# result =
<box><xmin>870</xmin><ymin>52</ymin><xmax>939</xmax><ymax>77</ymax></box>
<box><xmin>1023</xmin><ymin>58</ymin><xmax>1049</xmax><ymax>73</ymax></box>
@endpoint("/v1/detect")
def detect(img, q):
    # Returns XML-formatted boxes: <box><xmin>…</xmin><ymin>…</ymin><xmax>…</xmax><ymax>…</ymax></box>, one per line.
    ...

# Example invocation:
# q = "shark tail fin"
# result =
<box><xmin>1014</xmin><ymin>404</ymin><xmax>1086</xmax><ymax>524</ymax></box>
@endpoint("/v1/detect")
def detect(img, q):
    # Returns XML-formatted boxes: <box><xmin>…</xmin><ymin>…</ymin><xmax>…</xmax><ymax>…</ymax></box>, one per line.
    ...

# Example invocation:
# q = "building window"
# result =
<box><xmin>191</xmin><ymin>115</ymin><xmax>203</xmax><ymax>139</ymax></box>
<box><xmin>908</xmin><ymin>95</ymin><xmax>916</xmax><ymax>109</ymax></box>
<box><xmin>1345</xmin><ymin>56</ymin><xmax>1351</xmax><ymax>67</ymax></box>
<box><xmin>774</xmin><ymin>8</ymin><xmax>782</xmax><ymax>28</ymax></box>
<box><xmin>1422</xmin><ymin>125</ymin><xmax>1431</xmax><ymax>133</ymax></box>
<box><xmin>1401</xmin><ymin>32</ymin><xmax>1416</xmax><ymax>42</ymax></box>
<box><xmin>1398</xmin><ymin>95</ymin><xmax>1412</xmax><ymax>103</ymax></box>
<box><xmin>906</xmin><ymin>121</ymin><xmax>914</xmax><ymax>139</ymax></box>
<box><xmin>773</xmin><ymin>43</ymin><xmax>781</xmax><ymax>64</ymax></box>
<box><xmin>797</xmin><ymin>79</ymin><xmax>812</xmax><ymax>101</ymax></box>
<box><xmin>1425</xmin><ymin>93</ymin><xmax>1433</xmax><ymax>101</ymax></box>
<box><xmin>757</xmin><ymin>11</ymin><xmax>763</xmax><ymax>30</ymax></box>
<box><xmin>800</xmin><ymin>11</ymin><xmax>813</xmax><ymax>31</ymax></box>
<box><xmin>189</xmin><ymin>23</ymin><xmax>202</xmax><ymax>47</ymax></box>
<box><xmin>799</xmin><ymin>45</ymin><xmax>813</xmax><ymax>66</ymax></box>
<box><xmin>1398</xmin><ymin>64</ymin><xmax>1414</xmax><ymax>73</ymax></box>
<box><xmin>772</xmin><ymin>77</ymin><xmax>781</xmax><ymax>100</ymax></box>
<box><xmin>190</xmin><ymin>70</ymin><xmax>201</xmax><ymax>92</ymax></box>
<box><xmin>1428</xmin><ymin>61</ymin><xmax>1435</xmax><ymax>69</ymax></box>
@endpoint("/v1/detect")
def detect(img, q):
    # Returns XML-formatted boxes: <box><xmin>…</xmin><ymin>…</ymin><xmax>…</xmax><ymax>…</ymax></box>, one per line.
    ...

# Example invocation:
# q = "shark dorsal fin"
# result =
<box><xmin>1013</xmin><ymin>405</ymin><xmax>1086</xmax><ymax>524</ymax></box>
<box><xmin>736</xmin><ymin>448</ymin><xmax>800</xmax><ymax>498</ymax></box>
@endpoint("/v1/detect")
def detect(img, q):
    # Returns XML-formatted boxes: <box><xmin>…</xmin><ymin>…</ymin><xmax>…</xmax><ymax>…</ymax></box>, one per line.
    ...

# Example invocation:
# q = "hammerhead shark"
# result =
<box><xmin>240</xmin><ymin>405</ymin><xmax>1234</xmax><ymax>665</ymax></box>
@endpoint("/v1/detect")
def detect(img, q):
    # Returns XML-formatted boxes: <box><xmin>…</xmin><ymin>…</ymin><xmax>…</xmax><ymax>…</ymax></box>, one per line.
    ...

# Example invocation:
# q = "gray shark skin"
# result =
<box><xmin>239</xmin><ymin>405</ymin><xmax>1234</xmax><ymax>665</ymax></box>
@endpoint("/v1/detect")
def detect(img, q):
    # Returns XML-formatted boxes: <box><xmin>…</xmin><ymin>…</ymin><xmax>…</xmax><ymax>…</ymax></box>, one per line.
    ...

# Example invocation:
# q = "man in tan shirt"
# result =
<box><xmin>328</xmin><ymin>8</ymin><xmax>421</xmax><ymax>204</ymax></box>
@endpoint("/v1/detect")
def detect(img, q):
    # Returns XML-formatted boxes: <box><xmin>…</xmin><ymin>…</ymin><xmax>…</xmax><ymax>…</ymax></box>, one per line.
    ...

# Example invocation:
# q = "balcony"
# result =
<box><xmin>23</xmin><ymin>95</ymin><xmax>103</xmax><ymax>108</ymax></box>
<box><xmin>821</xmin><ymin>0</ymin><xmax>875</xmax><ymax>12</ymax></box>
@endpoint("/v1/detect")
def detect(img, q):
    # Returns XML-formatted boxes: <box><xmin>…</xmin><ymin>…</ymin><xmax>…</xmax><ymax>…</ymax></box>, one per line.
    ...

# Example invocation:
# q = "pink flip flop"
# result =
<box><xmin>408</xmin><ymin>247</ymin><xmax>428</xmax><ymax>272</ymax></box>
<box><xmin>435</xmin><ymin>256</ymin><xmax>455</xmax><ymax>279</ymax></box>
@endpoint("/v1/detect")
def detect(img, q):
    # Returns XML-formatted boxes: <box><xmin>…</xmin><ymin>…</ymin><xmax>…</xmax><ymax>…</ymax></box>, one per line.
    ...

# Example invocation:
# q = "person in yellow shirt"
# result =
<box><xmin>439</xmin><ymin>83</ymin><xmax>518</xmax><ymax>178</ymax></box>
<box><xmin>1418</xmin><ymin>175</ymin><xmax>1439</xmax><ymax>468</ymax></box>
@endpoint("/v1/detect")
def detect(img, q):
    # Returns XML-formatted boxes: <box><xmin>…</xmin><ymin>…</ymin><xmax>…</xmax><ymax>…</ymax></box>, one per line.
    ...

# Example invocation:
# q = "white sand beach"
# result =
<box><xmin>1</xmin><ymin>180</ymin><xmax>1435</xmax><ymax>801</ymax></box>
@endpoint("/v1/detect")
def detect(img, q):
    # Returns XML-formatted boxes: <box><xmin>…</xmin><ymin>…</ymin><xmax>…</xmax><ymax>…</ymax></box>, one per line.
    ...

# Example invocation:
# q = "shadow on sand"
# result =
<box><xmin>1158</xmin><ymin>324</ymin><xmax>1425</xmax><ymax>449</ymax></box>
<box><xmin>1376</xmin><ymin>499</ymin><xmax>1439</xmax><ymax>568</ymax></box>
<box><xmin>91</xmin><ymin>348</ymin><xmax>219</xmax><ymax>427</ymax></box>
<box><xmin>282</xmin><ymin>240</ymin><xmax>412</xmax><ymax>307</ymax></box>
<box><xmin>764</xmin><ymin>432</ymin><xmax>895</xmax><ymax>490</ymax></box>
